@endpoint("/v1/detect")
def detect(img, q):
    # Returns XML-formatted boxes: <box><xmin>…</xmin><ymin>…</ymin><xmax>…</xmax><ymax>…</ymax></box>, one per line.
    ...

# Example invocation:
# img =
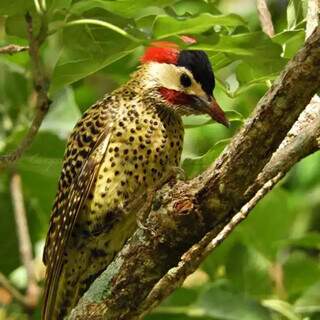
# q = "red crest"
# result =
<box><xmin>140</xmin><ymin>36</ymin><xmax>197</xmax><ymax>65</ymax></box>
<box><xmin>140</xmin><ymin>41</ymin><xmax>179</xmax><ymax>64</ymax></box>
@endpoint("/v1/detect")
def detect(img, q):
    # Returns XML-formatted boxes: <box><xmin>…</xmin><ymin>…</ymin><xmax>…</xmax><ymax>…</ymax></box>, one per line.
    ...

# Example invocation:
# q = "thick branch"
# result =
<box><xmin>135</xmin><ymin>172</ymin><xmax>284</xmax><ymax>319</ymax></box>
<box><xmin>69</xmin><ymin>27</ymin><xmax>320</xmax><ymax>320</ymax></box>
<box><xmin>306</xmin><ymin>0</ymin><xmax>319</xmax><ymax>38</ymax></box>
<box><xmin>0</xmin><ymin>13</ymin><xmax>49</xmax><ymax>170</ymax></box>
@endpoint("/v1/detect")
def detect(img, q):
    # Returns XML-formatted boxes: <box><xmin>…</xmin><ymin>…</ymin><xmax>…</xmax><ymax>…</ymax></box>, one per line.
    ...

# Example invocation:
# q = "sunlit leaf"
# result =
<box><xmin>153</xmin><ymin>13</ymin><xmax>246</xmax><ymax>39</ymax></box>
<box><xmin>50</xmin><ymin>24</ymin><xmax>140</xmax><ymax>92</ymax></box>
<box><xmin>71</xmin><ymin>0</ymin><xmax>176</xmax><ymax>19</ymax></box>
<box><xmin>295</xmin><ymin>281</ymin><xmax>320</xmax><ymax>315</ymax></box>
<box><xmin>182</xmin><ymin>139</ymin><xmax>229</xmax><ymax>178</ymax></box>
<box><xmin>287</xmin><ymin>0</ymin><xmax>307</xmax><ymax>30</ymax></box>
<box><xmin>272</xmin><ymin>29</ymin><xmax>305</xmax><ymax>45</ymax></box>
<box><xmin>262</xmin><ymin>300</ymin><xmax>301</xmax><ymax>320</ymax></box>
<box><xmin>194</xmin><ymin>32</ymin><xmax>282</xmax><ymax>59</ymax></box>
<box><xmin>172</xmin><ymin>0</ymin><xmax>220</xmax><ymax>16</ymax></box>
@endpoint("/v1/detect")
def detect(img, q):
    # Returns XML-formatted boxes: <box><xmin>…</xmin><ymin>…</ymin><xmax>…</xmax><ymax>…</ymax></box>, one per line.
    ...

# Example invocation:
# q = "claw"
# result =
<box><xmin>171</xmin><ymin>166</ymin><xmax>186</xmax><ymax>181</ymax></box>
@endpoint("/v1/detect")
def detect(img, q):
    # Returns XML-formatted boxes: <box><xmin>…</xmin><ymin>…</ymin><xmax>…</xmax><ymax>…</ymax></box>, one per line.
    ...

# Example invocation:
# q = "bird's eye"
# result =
<box><xmin>180</xmin><ymin>73</ymin><xmax>192</xmax><ymax>87</ymax></box>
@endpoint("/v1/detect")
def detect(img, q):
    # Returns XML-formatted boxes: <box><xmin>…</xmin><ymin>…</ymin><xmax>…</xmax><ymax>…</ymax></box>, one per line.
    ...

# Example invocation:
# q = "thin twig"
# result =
<box><xmin>136</xmin><ymin>173</ymin><xmax>284</xmax><ymax>319</ymax></box>
<box><xmin>0</xmin><ymin>44</ymin><xmax>29</xmax><ymax>55</ymax></box>
<box><xmin>247</xmin><ymin>98</ymin><xmax>320</xmax><ymax>197</ymax></box>
<box><xmin>0</xmin><ymin>272</ymin><xmax>28</xmax><ymax>307</ymax></box>
<box><xmin>10</xmin><ymin>172</ymin><xmax>40</xmax><ymax>309</ymax></box>
<box><xmin>0</xmin><ymin>12</ymin><xmax>50</xmax><ymax>170</ymax></box>
<box><xmin>257</xmin><ymin>0</ymin><xmax>275</xmax><ymax>37</ymax></box>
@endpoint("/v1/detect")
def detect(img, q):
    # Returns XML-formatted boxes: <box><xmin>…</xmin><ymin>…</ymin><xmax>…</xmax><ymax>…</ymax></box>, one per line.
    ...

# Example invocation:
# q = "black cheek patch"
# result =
<box><xmin>177</xmin><ymin>50</ymin><xmax>215</xmax><ymax>97</ymax></box>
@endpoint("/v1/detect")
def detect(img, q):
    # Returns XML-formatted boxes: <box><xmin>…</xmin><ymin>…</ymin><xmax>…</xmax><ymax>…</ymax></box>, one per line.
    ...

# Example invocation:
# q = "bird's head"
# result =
<box><xmin>140</xmin><ymin>40</ymin><xmax>229</xmax><ymax>127</ymax></box>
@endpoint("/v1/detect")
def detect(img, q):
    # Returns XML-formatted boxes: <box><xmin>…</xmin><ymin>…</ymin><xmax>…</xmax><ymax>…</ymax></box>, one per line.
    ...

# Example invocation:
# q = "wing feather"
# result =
<box><xmin>42</xmin><ymin>100</ymin><xmax>112</xmax><ymax>320</ymax></box>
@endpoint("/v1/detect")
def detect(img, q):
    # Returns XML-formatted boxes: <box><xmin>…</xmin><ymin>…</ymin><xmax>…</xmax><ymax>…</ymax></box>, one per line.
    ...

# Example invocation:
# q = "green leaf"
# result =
<box><xmin>194</xmin><ymin>32</ymin><xmax>282</xmax><ymax>59</ymax></box>
<box><xmin>262</xmin><ymin>300</ymin><xmax>301</xmax><ymax>320</ymax></box>
<box><xmin>293</xmin><ymin>152</ymin><xmax>320</xmax><ymax>189</ymax></box>
<box><xmin>183</xmin><ymin>110</ymin><xmax>243</xmax><ymax>129</ymax></box>
<box><xmin>161</xmin><ymin>287</ymin><xmax>199</xmax><ymax>308</ymax></box>
<box><xmin>225</xmin><ymin>244</ymin><xmax>272</xmax><ymax>297</ymax></box>
<box><xmin>0</xmin><ymin>0</ymin><xmax>33</xmax><ymax>16</ymax></box>
<box><xmin>281</xmin><ymin>232</ymin><xmax>320</xmax><ymax>250</ymax></box>
<box><xmin>5</xmin><ymin>13</ymin><xmax>41</xmax><ymax>39</ymax></box>
<box><xmin>0</xmin><ymin>174</ymin><xmax>20</xmax><ymax>275</ymax></box>
<box><xmin>48</xmin><ymin>0</ymin><xmax>72</xmax><ymax>11</ymax></box>
<box><xmin>146</xmin><ymin>314</ymin><xmax>212</xmax><ymax>320</ymax></box>
<box><xmin>287</xmin><ymin>0</ymin><xmax>307</xmax><ymax>30</ymax></box>
<box><xmin>71</xmin><ymin>0</ymin><xmax>176</xmax><ymax>19</ymax></box>
<box><xmin>234</xmin><ymin>62</ymin><xmax>279</xmax><ymax>96</ymax></box>
<box><xmin>153</xmin><ymin>13</ymin><xmax>246</xmax><ymax>39</ymax></box>
<box><xmin>172</xmin><ymin>0</ymin><xmax>220</xmax><ymax>16</ymax></box>
<box><xmin>295</xmin><ymin>281</ymin><xmax>320</xmax><ymax>315</ymax></box>
<box><xmin>282</xmin><ymin>29</ymin><xmax>305</xmax><ymax>59</ymax></box>
<box><xmin>50</xmin><ymin>24</ymin><xmax>140</xmax><ymax>92</ymax></box>
<box><xmin>238</xmin><ymin>188</ymin><xmax>297</xmax><ymax>260</ymax></box>
<box><xmin>209</xmin><ymin>52</ymin><xmax>235</xmax><ymax>71</ymax></box>
<box><xmin>41</xmin><ymin>87</ymin><xmax>81</xmax><ymax>138</ymax></box>
<box><xmin>283</xmin><ymin>252</ymin><xmax>320</xmax><ymax>297</ymax></box>
<box><xmin>272</xmin><ymin>29</ymin><xmax>305</xmax><ymax>45</ymax></box>
<box><xmin>196</xmin><ymin>283</ymin><xmax>272</xmax><ymax>320</ymax></box>
<box><xmin>182</xmin><ymin>139</ymin><xmax>229</xmax><ymax>178</ymax></box>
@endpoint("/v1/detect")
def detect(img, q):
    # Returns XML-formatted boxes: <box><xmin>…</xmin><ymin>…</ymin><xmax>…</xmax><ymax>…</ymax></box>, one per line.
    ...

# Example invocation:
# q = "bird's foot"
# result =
<box><xmin>136</xmin><ymin>190</ymin><xmax>156</xmax><ymax>235</ymax></box>
<box><xmin>171</xmin><ymin>166</ymin><xmax>186</xmax><ymax>181</ymax></box>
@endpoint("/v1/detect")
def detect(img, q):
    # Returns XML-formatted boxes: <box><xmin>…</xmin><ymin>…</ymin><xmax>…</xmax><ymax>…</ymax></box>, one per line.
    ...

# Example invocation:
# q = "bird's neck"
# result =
<box><xmin>114</xmin><ymin>75</ymin><xmax>183</xmax><ymax>130</ymax></box>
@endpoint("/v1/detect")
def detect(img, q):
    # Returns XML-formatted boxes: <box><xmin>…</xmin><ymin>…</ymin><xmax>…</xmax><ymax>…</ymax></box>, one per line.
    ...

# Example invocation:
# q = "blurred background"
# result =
<box><xmin>1</xmin><ymin>0</ymin><xmax>319</xmax><ymax>319</ymax></box>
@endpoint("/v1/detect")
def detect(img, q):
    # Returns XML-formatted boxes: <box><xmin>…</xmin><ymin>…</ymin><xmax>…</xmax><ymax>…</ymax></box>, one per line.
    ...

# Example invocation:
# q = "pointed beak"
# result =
<box><xmin>191</xmin><ymin>95</ymin><xmax>230</xmax><ymax>127</ymax></box>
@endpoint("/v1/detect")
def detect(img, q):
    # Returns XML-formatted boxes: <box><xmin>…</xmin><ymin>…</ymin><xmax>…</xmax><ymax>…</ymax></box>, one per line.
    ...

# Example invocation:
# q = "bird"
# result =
<box><xmin>42</xmin><ymin>39</ymin><xmax>229</xmax><ymax>320</ymax></box>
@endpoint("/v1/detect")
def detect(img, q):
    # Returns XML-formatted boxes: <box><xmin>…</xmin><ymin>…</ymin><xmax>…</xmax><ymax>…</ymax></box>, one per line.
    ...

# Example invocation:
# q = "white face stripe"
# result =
<box><xmin>143</xmin><ymin>62</ymin><xmax>206</xmax><ymax>98</ymax></box>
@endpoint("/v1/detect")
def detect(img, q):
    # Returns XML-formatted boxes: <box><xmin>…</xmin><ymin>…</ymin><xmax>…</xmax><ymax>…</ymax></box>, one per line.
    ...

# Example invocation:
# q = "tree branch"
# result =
<box><xmin>256</xmin><ymin>0</ymin><xmax>275</xmax><ymax>37</ymax></box>
<box><xmin>306</xmin><ymin>0</ymin><xmax>319</xmax><ymax>38</ymax></box>
<box><xmin>134</xmin><ymin>172</ymin><xmax>284</xmax><ymax>319</ymax></box>
<box><xmin>0</xmin><ymin>272</ymin><xmax>28</xmax><ymax>307</ymax></box>
<box><xmin>0</xmin><ymin>12</ymin><xmax>49</xmax><ymax>170</ymax></box>
<box><xmin>10</xmin><ymin>172</ymin><xmax>40</xmax><ymax>310</ymax></box>
<box><xmin>69</xmin><ymin>27</ymin><xmax>320</xmax><ymax>320</ymax></box>
<box><xmin>0</xmin><ymin>44</ymin><xmax>29</xmax><ymax>55</ymax></box>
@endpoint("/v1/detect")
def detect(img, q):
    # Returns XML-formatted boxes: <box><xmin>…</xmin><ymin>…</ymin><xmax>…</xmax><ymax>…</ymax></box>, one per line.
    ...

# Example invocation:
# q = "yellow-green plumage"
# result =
<box><xmin>42</xmin><ymin>66</ymin><xmax>184</xmax><ymax>320</ymax></box>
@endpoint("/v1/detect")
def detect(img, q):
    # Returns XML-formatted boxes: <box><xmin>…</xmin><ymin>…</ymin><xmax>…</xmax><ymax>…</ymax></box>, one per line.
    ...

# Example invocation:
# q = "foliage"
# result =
<box><xmin>0</xmin><ymin>0</ymin><xmax>319</xmax><ymax>319</ymax></box>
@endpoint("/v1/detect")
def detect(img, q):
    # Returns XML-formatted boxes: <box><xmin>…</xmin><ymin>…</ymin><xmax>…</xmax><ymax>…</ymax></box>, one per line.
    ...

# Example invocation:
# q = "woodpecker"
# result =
<box><xmin>42</xmin><ymin>40</ymin><xmax>229</xmax><ymax>320</ymax></box>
